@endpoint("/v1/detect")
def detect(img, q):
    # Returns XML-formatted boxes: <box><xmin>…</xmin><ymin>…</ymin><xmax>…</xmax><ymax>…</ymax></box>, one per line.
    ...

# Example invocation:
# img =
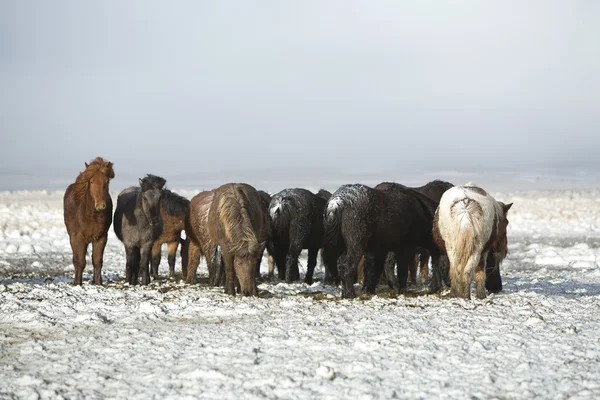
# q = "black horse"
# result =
<box><xmin>375</xmin><ymin>180</ymin><xmax>453</xmax><ymax>286</ymax></box>
<box><xmin>268</xmin><ymin>188</ymin><xmax>331</xmax><ymax>284</ymax></box>
<box><xmin>322</xmin><ymin>184</ymin><xmax>442</xmax><ymax>298</ymax></box>
<box><xmin>114</xmin><ymin>175</ymin><xmax>166</xmax><ymax>285</ymax></box>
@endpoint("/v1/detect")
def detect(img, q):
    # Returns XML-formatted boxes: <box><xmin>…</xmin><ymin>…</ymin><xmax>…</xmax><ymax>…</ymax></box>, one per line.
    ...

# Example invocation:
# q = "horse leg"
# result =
<box><xmin>475</xmin><ymin>252</ymin><xmax>488</xmax><ymax>300</ymax></box>
<box><xmin>420</xmin><ymin>249</ymin><xmax>431</xmax><ymax>283</ymax></box>
<box><xmin>383</xmin><ymin>252</ymin><xmax>396</xmax><ymax>289</ymax></box>
<box><xmin>139</xmin><ymin>243</ymin><xmax>152</xmax><ymax>285</ymax></box>
<box><xmin>167</xmin><ymin>241</ymin><xmax>178</xmax><ymax>278</ymax></box>
<box><xmin>322</xmin><ymin>247</ymin><xmax>340</xmax><ymax>285</ymax></box>
<box><xmin>254</xmin><ymin>248</ymin><xmax>264</xmax><ymax>282</ymax></box>
<box><xmin>485</xmin><ymin>251</ymin><xmax>503</xmax><ymax>293</ymax></box>
<box><xmin>222</xmin><ymin>249</ymin><xmax>236</xmax><ymax>296</ymax></box>
<box><xmin>395</xmin><ymin>247</ymin><xmax>414</xmax><ymax>295</ymax></box>
<box><xmin>91</xmin><ymin>235</ymin><xmax>107</xmax><ymax>285</ymax></box>
<box><xmin>185</xmin><ymin>240</ymin><xmax>201</xmax><ymax>284</ymax></box>
<box><xmin>304</xmin><ymin>247</ymin><xmax>318</xmax><ymax>285</ymax></box>
<box><xmin>285</xmin><ymin>241</ymin><xmax>302</xmax><ymax>283</ymax></box>
<box><xmin>180</xmin><ymin>238</ymin><xmax>189</xmax><ymax>279</ymax></box>
<box><xmin>70</xmin><ymin>235</ymin><xmax>87</xmax><ymax>286</ymax></box>
<box><xmin>126</xmin><ymin>247</ymin><xmax>139</xmax><ymax>285</ymax></box>
<box><xmin>268</xmin><ymin>254</ymin><xmax>275</xmax><ymax>280</ymax></box>
<box><xmin>151</xmin><ymin>241</ymin><xmax>162</xmax><ymax>280</ymax></box>
<box><xmin>340</xmin><ymin>248</ymin><xmax>361</xmax><ymax>299</ymax></box>
<box><xmin>364</xmin><ymin>251</ymin><xmax>386</xmax><ymax>294</ymax></box>
<box><xmin>408</xmin><ymin>251</ymin><xmax>418</xmax><ymax>285</ymax></box>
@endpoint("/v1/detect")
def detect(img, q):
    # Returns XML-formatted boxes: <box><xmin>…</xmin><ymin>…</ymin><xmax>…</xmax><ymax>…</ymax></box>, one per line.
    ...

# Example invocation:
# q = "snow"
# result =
<box><xmin>1</xmin><ymin>189</ymin><xmax>600</xmax><ymax>399</ymax></box>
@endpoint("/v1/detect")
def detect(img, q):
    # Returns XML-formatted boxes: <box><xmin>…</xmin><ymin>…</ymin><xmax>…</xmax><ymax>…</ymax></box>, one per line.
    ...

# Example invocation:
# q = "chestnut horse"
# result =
<box><xmin>185</xmin><ymin>189</ymin><xmax>222</xmax><ymax>285</ymax></box>
<box><xmin>433</xmin><ymin>184</ymin><xmax>512</xmax><ymax>299</ymax></box>
<box><xmin>63</xmin><ymin>157</ymin><xmax>115</xmax><ymax>286</ymax></box>
<box><xmin>208</xmin><ymin>183</ymin><xmax>269</xmax><ymax>296</ymax></box>
<box><xmin>150</xmin><ymin>189</ymin><xmax>190</xmax><ymax>279</ymax></box>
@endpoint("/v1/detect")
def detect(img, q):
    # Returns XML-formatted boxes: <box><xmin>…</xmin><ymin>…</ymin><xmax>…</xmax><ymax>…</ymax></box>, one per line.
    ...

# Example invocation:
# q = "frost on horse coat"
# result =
<box><xmin>433</xmin><ymin>184</ymin><xmax>512</xmax><ymax>300</ymax></box>
<box><xmin>268</xmin><ymin>188</ymin><xmax>331</xmax><ymax>284</ymax></box>
<box><xmin>322</xmin><ymin>184</ymin><xmax>441</xmax><ymax>299</ymax></box>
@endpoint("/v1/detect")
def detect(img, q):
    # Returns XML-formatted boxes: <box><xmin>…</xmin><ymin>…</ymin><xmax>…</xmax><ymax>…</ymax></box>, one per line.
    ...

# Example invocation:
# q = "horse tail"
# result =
<box><xmin>216</xmin><ymin>185</ymin><xmax>262</xmax><ymax>258</ymax></box>
<box><xmin>321</xmin><ymin>193</ymin><xmax>346</xmax><ymax>282</ymax></box>
<box><xmin>323</xmin><ymin>195</ymin><xmax>344</xmax><ymax>252</ymax></box>
<box><xmin>450</xmin><ymin>198</ymin><xmax>483</xmax><ymax>270</ymax></box>
<box><xmin>269</xmin><ymin>195</ymin><xmax>292</xmax><ymax>238</ymax></box>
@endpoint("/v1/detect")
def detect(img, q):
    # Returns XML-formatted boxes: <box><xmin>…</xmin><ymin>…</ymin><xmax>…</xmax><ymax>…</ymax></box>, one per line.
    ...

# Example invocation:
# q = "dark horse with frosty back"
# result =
<box><xmin>63</xmin><ymin>157</ymin><xmax>115</xmax><ymax>286</ymax></box>
<box><xmin>208</xmin><ymin>183</ymin><xmax>269</xmax><ymax>296</ymax></box>
<box><xmin>322</xmin><ymin>184</ymin><xmax>443</xmax><ymax>298</ymax></box>
<box><xmin>268</xmin><ymin>188</ymin><xmax>331</xmax><ymax>284</ymax></box>
<box><xmin>114</xmin><ymin>175</ymin><xmax>166</xmax><ymax>285</ymax></box>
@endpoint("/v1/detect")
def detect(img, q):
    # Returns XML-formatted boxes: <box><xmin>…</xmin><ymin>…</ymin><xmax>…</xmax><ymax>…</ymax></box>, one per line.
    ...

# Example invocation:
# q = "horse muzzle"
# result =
<box><xmin>95</xmin><ymin>203</ymin><xmax>107</xmax><ymax>211</ymax></box>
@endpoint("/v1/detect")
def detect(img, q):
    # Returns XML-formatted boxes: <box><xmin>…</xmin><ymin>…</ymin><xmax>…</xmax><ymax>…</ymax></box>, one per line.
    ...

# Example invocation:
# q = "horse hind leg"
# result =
<box><xmin>167</xmin><ymin>241</ymin><xmax>178</xmax><ymax>277</ymax></box>
<box><xmin>151</xmin><ymin>241</ymin><xmax>162</xmax><ymax>280</ymax></box>
<box><xmin>185</xmin><ymin>240</ymin><xmax>201</xmax><ymax>284</ymax></box>
<box><xmin>419</xmin><ymin>249</ymin><xmax>430</xmax><ymax>283</ymax></box>
<box><xmin>340</xmin><ymin>247</ymin><xmax>362</xmax><ymax>299</ymax></box>
<box><xmin>91</xmin><ymin>235</ymin><xmax>107</xmax><ymax>285</ymax></box>
<box><xmin>383</xmin><ymin>252</ymin><xmax>396</xmax><ymax>289</ymax></box>
<box><xmin>70</xmin><ymin>235</ymin><xmax>88</xmax><ymax>286</ymax></box>
<box><xmin>285</xmin><ymin>241</ymin><xmax>302</xmax><ymax>283</ymax></box>
<box><xmin>408</xmin><ymin>251</ymin><xmax>418</xmax><ymax>285</ymax></box>
<box><xmin>485</xmin><ymin>251</ymin><xmax>503</xmax><ymax>293</ymax></box>
<box><xmin>395</xmin><ymin>247</ymin><xmax>414</xmax><ymax>295</ymax></box>
<box><xmin>304</xmin><ymin>247</ymin><xmax>318</xmax><ymax>285</ymax></box>
<box><xmin>222</xmin><ymin>248</ymin><xmax>236</xmax><ymax>296</ymax></box>
<box><xmin>474</xmin><ymin>252</ymin><xmax>488</xmax><ymax>299</ymax></box>
<box><xmin>363</xmin><ymin>251</ymin><xmax>386</xmax><ymax>294</ymax></box>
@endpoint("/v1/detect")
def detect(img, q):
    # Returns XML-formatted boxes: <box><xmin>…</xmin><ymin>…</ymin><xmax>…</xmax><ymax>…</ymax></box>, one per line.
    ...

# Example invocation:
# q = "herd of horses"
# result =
<box><xmin>63</xmin><ymin>157</ymin><xmax>512</xmax><ymax>300</ymax></box>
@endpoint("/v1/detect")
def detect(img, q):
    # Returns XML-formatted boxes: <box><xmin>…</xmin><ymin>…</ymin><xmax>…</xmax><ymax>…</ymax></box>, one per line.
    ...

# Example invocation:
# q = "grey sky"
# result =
<box><xmin>1</xmin><ymin>1</ymin><xmax>599</xmax><ymax>183</ymax></box>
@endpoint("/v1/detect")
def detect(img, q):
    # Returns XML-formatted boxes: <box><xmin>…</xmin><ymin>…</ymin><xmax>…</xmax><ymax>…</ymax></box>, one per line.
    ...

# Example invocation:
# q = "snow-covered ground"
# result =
<box><xmin>1</xmin><ymin>188</ymin><xmax>600</xmax><ymax>399</ymax></box>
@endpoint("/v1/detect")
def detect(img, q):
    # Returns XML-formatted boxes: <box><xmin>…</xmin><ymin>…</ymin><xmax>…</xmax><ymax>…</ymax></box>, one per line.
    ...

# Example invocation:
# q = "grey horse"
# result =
<box><xmin>114</xmin><ymin>175</ymin><xmax>166</xmax><ymax>285</ymax></box>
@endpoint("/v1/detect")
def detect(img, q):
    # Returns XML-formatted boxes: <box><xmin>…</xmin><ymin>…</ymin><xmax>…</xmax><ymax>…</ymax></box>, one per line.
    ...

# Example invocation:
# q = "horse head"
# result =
<box><xmin>85</xmin><ymin>158</ymin><xmax>114</xmax><ymax>212</ymax></box>
<box><xmin>138</xmin><ymin>174</ymin><xmax>166</xmax><ymax>225</ymax></box>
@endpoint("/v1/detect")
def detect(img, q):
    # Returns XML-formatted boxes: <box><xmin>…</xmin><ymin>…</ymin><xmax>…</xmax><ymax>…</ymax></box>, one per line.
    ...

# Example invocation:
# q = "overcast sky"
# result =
<box><xmin>1</xmin><ymin>1</ymin><xmax>599</xmax><ymax>182</ymax></box>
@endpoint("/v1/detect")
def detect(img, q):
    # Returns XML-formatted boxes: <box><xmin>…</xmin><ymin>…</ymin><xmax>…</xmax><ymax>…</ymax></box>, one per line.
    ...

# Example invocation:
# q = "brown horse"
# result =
<box><xmin>150</xmin><ymin>189</ymin><xmax>190</xmax><ymax>279</ymax></box>
<box><xmin>208</xmin><ymin>183</ymin><xmax>269</xmax><ymax>296</ymax></box>
<box><xmin>185</xmin><ymin>190</ymin><xmax>222</xmax><ymax>285</ymax></box>
<box><xmin>63</xmin><ymin>157</ymin><xmax>115</xmax><ymax>286</ymax></box>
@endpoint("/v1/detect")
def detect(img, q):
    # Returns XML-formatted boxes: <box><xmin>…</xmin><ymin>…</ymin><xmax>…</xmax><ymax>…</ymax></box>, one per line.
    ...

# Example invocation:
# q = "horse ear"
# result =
<box><xmin>503</xmin><ymin>202</ymin><xmax>513</xmax><ymax>214</ymax></box>
<box><xmin>139</xmin><ymin>178</ymin><xmax>143</xmax><ymax>187</ymax></box>
<box><xmin>85</xmin><ymin>162</ymin><xmax>89</xmax><ymax>168</ymax></box>
<box><xmin>107</xmin><ymin>162</ymin><xmax>115</xmax><ymax>179</ymax></box>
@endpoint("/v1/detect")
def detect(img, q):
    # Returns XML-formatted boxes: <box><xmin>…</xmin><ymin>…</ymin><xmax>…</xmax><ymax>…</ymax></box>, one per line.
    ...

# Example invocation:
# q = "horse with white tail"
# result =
<box><xmin>433</xmin><ymin>184</ymin><xmax>512</xmax><ymax>300</ymax></box>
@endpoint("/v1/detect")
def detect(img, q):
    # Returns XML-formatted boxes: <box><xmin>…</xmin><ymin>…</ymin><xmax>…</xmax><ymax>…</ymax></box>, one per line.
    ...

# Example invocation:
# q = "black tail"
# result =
<box><xmin>321</xmin><ymin>199</ymin><xmax>344</xmax><ymax>284</ymax></box>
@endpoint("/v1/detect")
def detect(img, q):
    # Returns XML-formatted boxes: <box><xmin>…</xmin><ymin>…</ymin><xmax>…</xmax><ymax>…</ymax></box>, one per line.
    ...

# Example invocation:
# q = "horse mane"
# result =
<box><xmin>140</xmin><ymin>174</ymin><xmax>166</xmax><ymax>192</ymax></box>
<box><xmin>72</xmin><ymin>157</ymin><xmax>115</xmax><ymax>201</ymax></box>
<box><xmin>161</xmin><ymin>189</ymin><xmax>190</xmax><ymax>216</ymax></box>
<box><xmin>316</xmin><ymin>189</ymin><xmax>332</xmax><ymax>201</ymax></box>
